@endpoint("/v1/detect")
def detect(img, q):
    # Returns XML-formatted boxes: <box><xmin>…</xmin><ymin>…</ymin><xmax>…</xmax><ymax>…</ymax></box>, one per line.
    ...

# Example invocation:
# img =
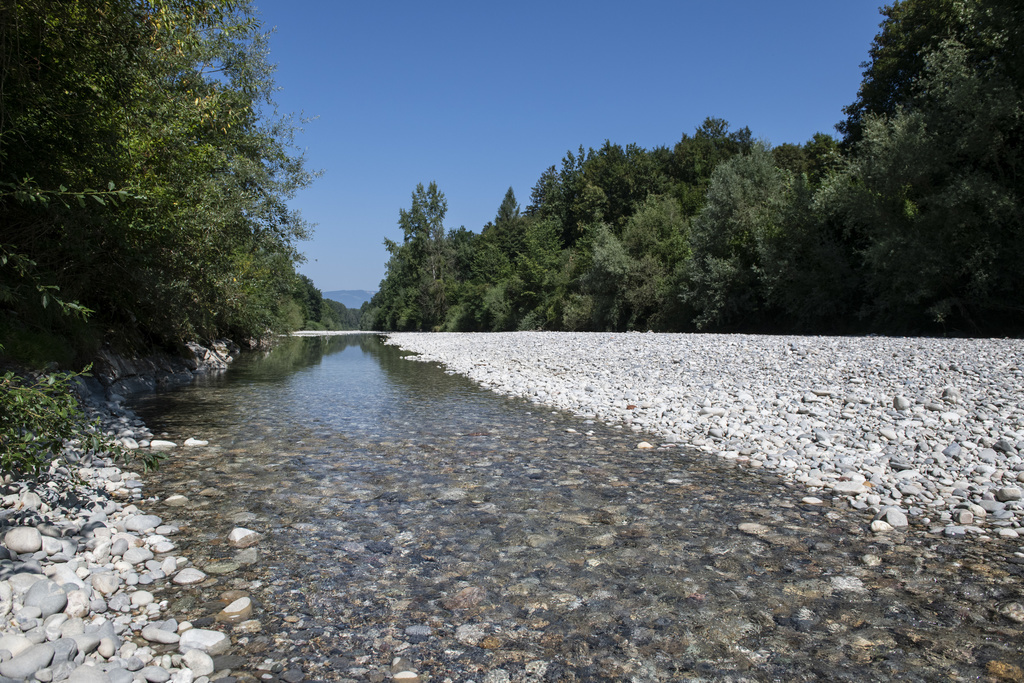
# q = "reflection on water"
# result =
<box><xmin>131</xmin><ymin>335</ymin><xmax>1024</xmax><ymax>682</ymax></box>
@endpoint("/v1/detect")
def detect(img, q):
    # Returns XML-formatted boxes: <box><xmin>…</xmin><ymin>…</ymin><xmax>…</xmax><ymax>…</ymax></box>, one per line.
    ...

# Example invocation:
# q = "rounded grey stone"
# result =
<box><xmin>177</xmin><ymin>628</ymin><xmax>229</xmax><ymax>655</ymax></box>
<box><xmin>182</xmin><ymin>649</ymin><xmax>214</xmax><ymax>676</ymax></box>
<box><xmin>996</xmin><ymin>487</ymin><xmax>1023</xmax><ymax>502</ymax></box>
<box><xmin>124</xmin><ymin>515</ymin><xmax>162</xmax><ymax>532</ymax></box>
<box><xmin>4</xmin><ymin>527</ymin><xmax>43</xmax><ymax>554</ymax></box>
<box><xmin>67</xmin><ymin>664</ymin><xmax>112</xmax><ymax>683</ymax></box>
<box><xmin>139</xmin><ymin>665</ymin><xmax>171</xmax><ymax>683</ymax></box>
<box><xmin>0</xmin><ymin>642</ymin><xmax>55</xmax><ymax>678</ymax></box>
<box><xmin>123</xmin><ymin>547</ymin><xmax>154</xmax><ymax>565</ymax></box>
<box><xmin>24</xmin><ymin>580</ymin><xmax>68</xmax><ymax>618</ymax></box>
<box><xmin>90</xmin><ymin>573</ymin><xmax>120</xmax><ymax>596</ymax></box>
<box><xmin>172</xmin><ymin>568</ymin><xmax>207</xmax><ymax>586</ymax></box>
<box><xmin>141</xmin><ymin>626</ymin><xmax>179</xmax><ymax>645</ymax></box>
<box><xmin>110</xmin><ymin>538</ymin><xmax>129</xmax><ymax>557</ymax></box>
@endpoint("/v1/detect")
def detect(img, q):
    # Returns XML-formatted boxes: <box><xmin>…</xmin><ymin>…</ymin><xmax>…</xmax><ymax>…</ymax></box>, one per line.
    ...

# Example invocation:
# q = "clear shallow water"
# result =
<box><xmin>131</xmin><ymin>334</ymin><xmax>1024</xmax><ymax>682</ymax></box>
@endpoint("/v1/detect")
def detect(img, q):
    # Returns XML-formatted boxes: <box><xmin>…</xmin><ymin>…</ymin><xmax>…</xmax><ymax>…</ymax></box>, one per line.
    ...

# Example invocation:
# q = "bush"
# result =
<box><xmin>0</xmin><ymin>367</ymin><xmax>162</xmax><ymax>476</ymax></box>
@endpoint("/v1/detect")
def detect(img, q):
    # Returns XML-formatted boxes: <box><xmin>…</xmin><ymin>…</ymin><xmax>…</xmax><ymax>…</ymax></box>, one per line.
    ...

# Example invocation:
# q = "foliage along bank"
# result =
<box><xmin>0</xmin><ymin>0</ymin><xmax>329</xmax><ymax>367</ymax></box>
<box><xmin>364</xmin><ymin>0</ymin><xmax>1024</xmax><ymax>337</ymax></box>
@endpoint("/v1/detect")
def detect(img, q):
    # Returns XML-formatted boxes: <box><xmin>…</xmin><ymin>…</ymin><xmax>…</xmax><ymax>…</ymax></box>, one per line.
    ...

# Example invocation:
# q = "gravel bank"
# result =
<box><xmin>386</xmin><ymin>331</ymin><xmax>1024</xmax><ymax>539</ymax></box>
<box><xmin>0</xmin><ymin>364</ymin><xmax>250</xmax><ymax>682</ymax></box>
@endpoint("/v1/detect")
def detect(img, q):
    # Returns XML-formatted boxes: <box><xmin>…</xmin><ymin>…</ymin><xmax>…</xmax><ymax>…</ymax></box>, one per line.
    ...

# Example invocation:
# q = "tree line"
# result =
<box><xmin>364</xmin><ymin>0</ymin><xmax>1023</xmax><ymax>336</ymax></box>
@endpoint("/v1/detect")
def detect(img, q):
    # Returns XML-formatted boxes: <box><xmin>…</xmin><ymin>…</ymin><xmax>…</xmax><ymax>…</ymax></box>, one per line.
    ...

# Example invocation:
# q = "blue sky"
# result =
<box><xmin>253</xmin><ymin>1</ymin><xmax>886</xmax><ymax>293</ymax></box>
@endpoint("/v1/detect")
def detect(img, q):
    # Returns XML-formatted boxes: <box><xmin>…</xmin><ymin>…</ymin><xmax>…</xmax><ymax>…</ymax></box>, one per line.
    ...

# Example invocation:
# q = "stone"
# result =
<box><xmin>24</xmin><ymin>580</ymin><xmax>67</xmax><ymax>618</ymax></box>
<box><xmin>131</xmin><ymin>590</ymin><xmax>155</xmax><ymax>607</ymax></box>
<box><xmin>998</xmin><ymin>602</ymin><xmax>1024</xmax><ymax>624</ymax></box>
<box><xmin>227</xmin><ymin>528</ymin><xmax>260</xmax><ymax>549</ymax></box>
<box><xmin>0</xmin><ymin>633</ymin><xmax>33</xmax><ymax>657</ymax></box>
<box><xmin>183</xmin><ymin>438</ymin><xmax>209</xmax><ymax>447</ymax></box>
<box><xmin>455</xmin><ymin>624</ymin><xmax>487</xmax><ymax>646</ymax></box>
<box><xmin>125</xmin><ymin>515</ymin><xmax>162</xmax><ymax>532</ymax></box>
<box><xmin>91</xmin><ymin>573</ymin><xmax>121</xmax><ymax>596</ymax></box>
<box><xmin>51</xmin><ymin>637</ymin><xmax>78</xmax><ymax>663</ymax></box>
<box><xmin>0</xmin><ymin>642</ymin><xmax>55</xmax><ymax>679</ymax></box>
<box><xmin>893</xmin><ymin>396</ymin><xmax>912</xmax><ymax>411</ymax></box>
<box><xmin>110</xmin><ymin>538</ymin><xmax>129</xmax><ymax>556</ymax></box>
<box><xmin>149</xmin><ymin>440</ymin><xmax>177</xmax><ymax>451</ymax></box>
<box><xmin>952</xmin><ymin>509</ymin><xmax>974</xmax><ymax>525</ymax></box>
<box><xmin>215</xmin><ymin>597</ymin><xmax>252</xmax><ymax>624</ymax></box>
<box><xmin>877</xmin><ymin>507</ymin><xmax>909</xmax><ymax>528</ymax></box>
<box><xmin>993</xmin><ymin>439</ymin><xmax>1016</xmax><ymax>453</ymax></box>
<box><xmin>66</xmin><ymin>665</ymin><xmax>111</xmax><ymax>683</ymax></box>
<box><xmin>5</xmin><ymin>527</ymin><xmax>43</xmax><ymax>554</ymax></box>
<box><xmin>182</xmin><ymin>650</ymin><xmax>214</xmax><ymax>676</ymax></box>
<box><xmin>178</xmin><ymin>629</ymin><xmax>230</xmax><ymax>655</ymax></box>
<box><xmin>107</xmin><ymin>668</ymin><xmax>132</xmax><ymax>683</ymax></box>
<box><xmin>140</xmin><ymin>666</ymin><xmax>171</xmax><ymax>683</ymax></box>
<box><xmin>124</xmin><ymin>547</ymin><xmax>155</xmax><ymax>565</ymax></box>
<box><xmin>172</xmin><ymin>568</ymin><xmax>207</xmax><ymax>585</ymax></box>
<box><xmin>831</xmin><ymin>481</ymin><xmax>868</xmax><ymax>494</ymax></box>
<box><xmin>996</xmin><ymin>487</ymin><xmax>1022</xmax><ymax>502</ymax></box>
<box><xmin>97</xmin><ymin>637</ymin><xmax>118</xmax><ymax>659</ymax></box>
<box><xmin>68</xmin><ymin>634</ymin><xmax>101</xmax><ymax>655</ymax></box>
<box><xmin>443</xmin><ymin>586</ymin><xmax>486</xmax><ymax>609</ymax></box>
<box><xmin>141</xmin><ymin>625</ymin><xmax>181</xmax><ymax>646</ymax></box>
<box><xmin>204</xmin><ymin>560</ymin><xmax>240</xmax><ymax>575</ymax></box>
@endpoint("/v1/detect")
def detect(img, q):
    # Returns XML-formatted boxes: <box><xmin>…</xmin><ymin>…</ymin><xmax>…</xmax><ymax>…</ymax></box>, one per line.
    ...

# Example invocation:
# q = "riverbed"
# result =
<box><xmin>131</xmin><ymin>333</ymin><xmax>1024</xmax><ymax>682</ymax></box>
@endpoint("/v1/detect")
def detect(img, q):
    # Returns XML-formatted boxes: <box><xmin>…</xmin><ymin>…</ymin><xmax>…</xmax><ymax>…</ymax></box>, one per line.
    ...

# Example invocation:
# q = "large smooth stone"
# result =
<box><xmin>0</xmin><ymin>642</ymin><xmax>55</xmax><ymax>678</ymax></box>
<box><xmin>125</xmin><ymin>515</ymin><xmax>162</xmax><ymax>532</ymax></box>
<box><xmin>0</xmin><ymin>633</ymin><xmax>33</xmax><ymax>657</ymax></box>
<box><xmin>182</xmin><ymin>650</ymin><xmax>214</xmax><ymax>676</ymax></box>
<box><xmin>67</xmin><ymin>664</ymin><xmax>112</xmax><ymax>683</ymax></box>
<box><xmin>227</xmin><ymin>528</ymin><xmax>260</xmax><ymax>549</ymax></box>
<box><xmin>91</xmin><ymin>573</ymin><xmax>121</xmax><ymax>596</ymax></box>
<box><xmin>216</xmin><ymin>597</ymin><xmax>252</xmax><ymax>624</ymax></box>
<box><xmin>5</xmin><ymin>527</ymin><xmax>42</xmax><ymax>554</ymax></box>
<box><xmin>178</xmin><ymin>628</ymin><xmax>230</xmax><ymax>655</ymax></box>
<box><xmin>141</xmin><ymin>625</ymin><xmax>179</xmax><ymax>645</ymax></box>
<box><xmin>24</xmin><ymin>579</ymin><xmax>68</xmax><ymax>618</ymax></box>
<box><xmin>172</xmin><ymin>568</ymin><xmax>207</xmax><ymax>585</ymax></box>
<box><xmin>123</xmin><ymin>547</ymin><xmax>154</xmax><ymax>565</ymax></box>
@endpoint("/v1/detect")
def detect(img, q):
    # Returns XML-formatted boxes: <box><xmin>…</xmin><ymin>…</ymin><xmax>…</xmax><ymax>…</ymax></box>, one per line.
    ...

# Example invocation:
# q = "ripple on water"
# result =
<box><xmin>133</xmin><ymin>335</ymin><xmax>1024</xmax><ymax>682</ymax></box>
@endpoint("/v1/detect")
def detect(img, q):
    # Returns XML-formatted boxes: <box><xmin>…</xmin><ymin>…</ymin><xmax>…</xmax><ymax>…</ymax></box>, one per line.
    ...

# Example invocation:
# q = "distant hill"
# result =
<box><xmin>322</xmin><ymin>290</ymin><xmax>376</xmax><ymax>309</ymax></box>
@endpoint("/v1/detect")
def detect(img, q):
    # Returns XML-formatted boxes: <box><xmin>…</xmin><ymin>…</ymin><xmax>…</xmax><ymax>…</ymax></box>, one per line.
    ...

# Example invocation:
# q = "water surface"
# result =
<box><xmin>132</xmin><ymin>334</ymin><xmax>1024</xmax><ymax>682</ymax></box>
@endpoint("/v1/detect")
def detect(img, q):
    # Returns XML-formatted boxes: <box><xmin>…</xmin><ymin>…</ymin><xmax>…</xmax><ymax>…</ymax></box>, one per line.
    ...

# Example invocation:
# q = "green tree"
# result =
<box><xmin>1</xmin><ymin>0</ymin><xmax>316</xmax><ymax>353</ymax></box>
<box><xmin>682</xmin><ymin>144</ymin><xmax>792</xmax><ymax>329</ymax></box>
<box><xmin>374</xmin><ymin>182</ymin><xmax>452</xmax><ymax>330</ymax></box>
<box><xmin>837</xmin><ymin>0</ymin><xmax>963</xmax><ymax>143</ymax></box>
<box><xmin>826</xmin><ymin>1</ymin><xmax>1024</xmax><ymax>331</ymax></box>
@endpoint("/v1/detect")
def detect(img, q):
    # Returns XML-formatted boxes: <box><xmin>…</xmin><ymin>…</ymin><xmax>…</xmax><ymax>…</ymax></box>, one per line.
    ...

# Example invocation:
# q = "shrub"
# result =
<box><xmin>0</xmin><ymin>366</ymin><xmax>162</xmax><ymax>476</ymax></box>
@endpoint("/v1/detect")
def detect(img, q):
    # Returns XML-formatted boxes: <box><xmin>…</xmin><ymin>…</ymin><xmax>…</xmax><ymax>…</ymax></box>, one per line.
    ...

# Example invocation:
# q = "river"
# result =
<box><xmin>130</xmin><ymin>333</ymin><xmax>1024</xmax><ymax>683</ymax></box>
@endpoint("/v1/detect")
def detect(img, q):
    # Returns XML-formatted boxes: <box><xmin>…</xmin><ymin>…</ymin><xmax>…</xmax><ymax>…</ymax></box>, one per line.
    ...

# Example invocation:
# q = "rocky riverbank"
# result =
<box><xmin>385</xmin><ymin>331</ymin><xmax>1024</xmax><ymax>541</ymax></box>
<box><xmin>0</xmin><ymin>342</ymin><xmax>256</xmax><ymax>682</ymax></box>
